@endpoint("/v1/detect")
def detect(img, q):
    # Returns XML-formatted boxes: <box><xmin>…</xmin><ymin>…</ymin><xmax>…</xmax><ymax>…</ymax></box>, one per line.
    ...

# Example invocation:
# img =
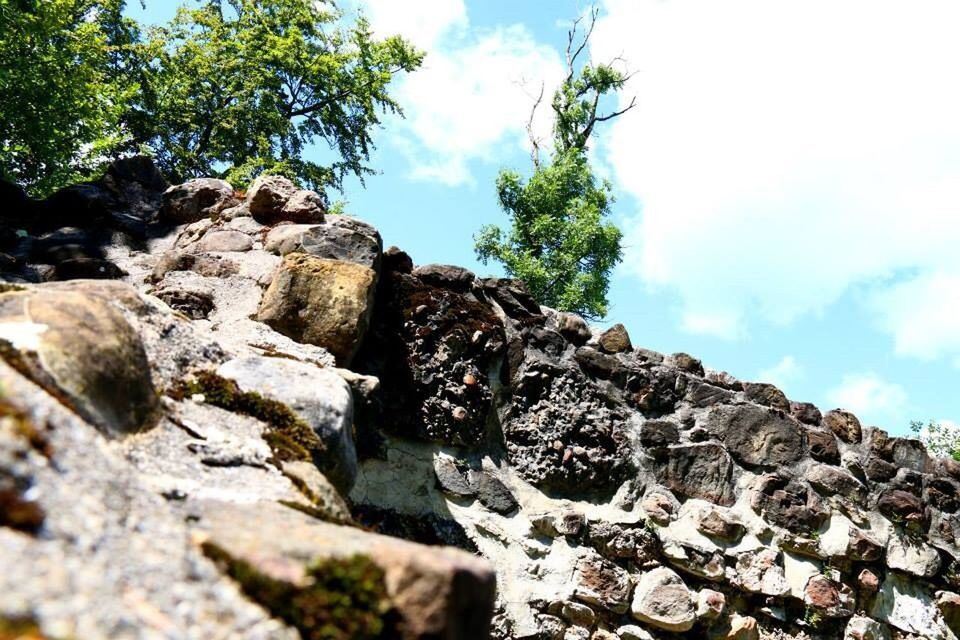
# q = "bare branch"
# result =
<box><xmin>526</xmin><ymin>81</ymin><xmax>546</xmax><ymax>168</ymax></box>
<box><xmin>564</xmin><ymin>7</ymin><xmax>598</xmax><ymax>84</ymax></box>
<box><xmin>594</xmin><ymin>95</ymin><xmax>637</xmax><ymax>124</ymax></box>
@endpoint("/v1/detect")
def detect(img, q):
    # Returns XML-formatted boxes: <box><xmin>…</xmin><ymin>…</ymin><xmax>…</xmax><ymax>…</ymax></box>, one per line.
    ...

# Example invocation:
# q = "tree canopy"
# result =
<box><xmin>0</xmin><ymin>0</ymin><xmax>422</xmax><ymax>196</ymax></box>
<box><xmin>475</xmin><ymin>8</ymin><xmax>632</xmax><ymax>320</ymax></box>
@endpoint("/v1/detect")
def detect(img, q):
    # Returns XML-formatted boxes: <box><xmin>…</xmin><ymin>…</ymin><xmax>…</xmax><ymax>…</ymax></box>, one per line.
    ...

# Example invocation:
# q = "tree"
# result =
<box><xmin>130</xmin><ymin>0</ymin><xmax>423</xmax><ymax>192</ymax></box>
<box><xmin>474</xmin><ymin>7</ymin><xmax>633</xmax><ymax>320</ymax></box>
<box><xmin>911</xmin><ymin>419</ymin><xmax>960</xmax><ymax>461</ymax></box>
<box><xmin>0</xmin><ymin>0</ymin><xmax>138</xmax><ymax>196</ymax></box>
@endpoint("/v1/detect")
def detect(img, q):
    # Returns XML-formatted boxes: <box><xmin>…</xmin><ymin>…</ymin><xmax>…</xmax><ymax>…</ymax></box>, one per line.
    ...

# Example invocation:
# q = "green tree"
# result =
<box><xmin>131</xmin><ymin>0</ymin><xmax>423</xmax><ymax>192</ymax></box>
<box><xmin>0</xmin><ymin>0</ymin><xmax>138</xmax><ymax>196</ymax></box>
<box><xmin>474</xmin><ymin>8</ymin><xmax>633</xmax><ymax>320</ymax></box>
<box><xmin>910</xmin><ymin>419</ymin><xmax>960</xmax><ymax>461</ymax></box>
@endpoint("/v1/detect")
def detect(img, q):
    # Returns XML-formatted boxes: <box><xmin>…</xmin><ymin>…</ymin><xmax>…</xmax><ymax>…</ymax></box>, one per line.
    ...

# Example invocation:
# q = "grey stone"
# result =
<box><xmin>708</xmin><ymin>404</ymin><xmax>804</xmax><ymax>469</ymax></box>
<box><xmin>196</xmin><ymin>229</ymin><xmax>253</xmax><ymax>253</ymax></box>
<box><xmin>217</xmin><ymin>356</ymin><xmax>357</xmax><ymax>493</ymax></box>
<box><xmin>630</xmin><ymin>567</ymin><xmax>696</xmax><ymax>632</ymax></box>
<box><xmin>468</xmin><ymin>469</ymin><xmax>519</xmax><ymax>514</ymax></box>
<box><xmin>160</xmin><ymin>178</ymin><xmax>236</xmax><ymax>224</ymax></box>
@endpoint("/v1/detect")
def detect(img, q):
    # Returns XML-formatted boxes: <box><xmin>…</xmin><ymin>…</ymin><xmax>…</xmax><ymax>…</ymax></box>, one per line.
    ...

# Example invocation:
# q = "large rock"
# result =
<box><xmin>708</xmin><ymin>404</ymin><xmax>804</xmax><ymax>469</ymax></box>
<box><xmin>630</xmin><ymin>567</ymin><xmax>695</xmax><ymax>632</ymax></box>
<box><xmin>655</xmin><ymin>443</ymin><xmax>736</xmax><ymax>506</ymax></box>
<box><xmin>257</xmin><ymin>253</ymin><xmax>377</xmax><ymax>366</ymax></box>
<box><xmin>265</xmin><ymin>216</ymin><xmax>382</xmax><ymax>270</ymax></box>
<box><xmin>0</xmin><ymin>284</ymin><xmax>160</xmax><ymax>435</ymax></box>
<box><xmin>823</xmin><ymin>409</ymin><xmax>863</xmax><ymax>444</ymax></box>
<box><xmin>196</xmin><ymin>500</ymin><xmax>496</xmax><ymax>640</ymax></box>
<box><xmin>886</xmin><ymin>532</ymin><xmax>941</xmax><ymax>578</ymax></box>
<box><xmin>160</xmin><ymin>178</ymin><xmax>236</xmax><ymax>224</ymax></box>
<box><xmin>574</xmin><ymin>554</ymin><xmax>633</xmax><ymax>614</ymax></box>
<box><xmin>247</xmin><ymin>175</ymin><xmax>324</xmax><ymax>224</ymax></box>
<box><xmin>871</xmin><ymin>571</ymin><xmax>954</xmax><ymax>640</ymax></box>
<box><xmin>217</xmin><ymin>356</ymin><xmax>358</xmax><ymax>493</ymax></box>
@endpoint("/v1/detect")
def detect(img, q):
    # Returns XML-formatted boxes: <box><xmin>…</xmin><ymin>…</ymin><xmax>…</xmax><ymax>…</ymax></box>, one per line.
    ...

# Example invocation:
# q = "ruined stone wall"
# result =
<box><xmin>1</xmin><ymin>162</ymin><xmax>959</xmax><ymax>639</ymax></box>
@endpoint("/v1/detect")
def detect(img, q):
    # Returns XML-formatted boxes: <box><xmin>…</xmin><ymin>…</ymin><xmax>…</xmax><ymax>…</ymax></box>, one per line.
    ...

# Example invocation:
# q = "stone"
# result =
<box><xmin>154</xmin><ymin>286</ymin><xmax>215</xmax><ymax>319</ymax></box>
<box><xmin>806</xmin><ymin>428</ymin><xmax>841</xmax><ymax>465</ymax></box>
<box><xmin>248</xmin><ymin>175</ymin><xmax>324</xmax><ymax>224</ymax></box>
<box><xmin>537</xmin><ymin>614</ymin><xmax>566</xmax><ymax>640</ymax></box>
<box><xmin>561</xmin><ymin>601</ymin><xmax>596</xmax><ymax>627</ymax></box>
<box><xmin>257</xmin><ymin>253</ymin><xmax>377</xmax><ymax>366</ymax></box>
<box><xmin>655</xmin><ymin>443</ymin><xmax>736</xmax><ymax>506</ymax></box>
<box><xmin>53</xmin><ymin>257</ymin><xmax>126</xmax><ymax>280</ymax></box>
<box><xmin>886</xmin><ymin>532</ymin><xmax>941</xmax><ymax>578</ymax></box>
<box><xmin>598</xmin><ymin>323</ymin><xmax>631</xmax><ymax>354</ymax></box>
<box><xmin>641</xmin><ymin>491</ymin><xmax>678</xmax><ymax>524</ymax></box>
<box><xmin>0</xmin><ymin>285</ymin><xmax>160</xmax><ymax>435</ymax></box>
<box><xmin>266</xmin><ymin>217</ymin><xmax>382</xmax><ymax>271</ymax></box>
<box><xmin>742</xmin><ymin>382</ymin><xmax>791</xmax><ymax>411</ymax></box>
<box><xmin>844</xmin><ymin>616</ymin><xmax>891</xmax><ymax>640</ymax></box>
<box><xmin>616</xmin><ymin>625</ymin><xmax>654</xmax><ymax>640</ymax></box>
<box><xmin>711</xmin><ymin>615</ymin><xmax>759</xmax><ymax>640</ymax></box>
<box><xmin>806</xmin><ymin>463</ymin><xmax>866</xmax><ymax>500</ymax></box>
<box><xmin>751</xmin><ymin>474</ymin><xmax>829</xmax><ymax>534</ymax></box>
<box><xmin>433</xmin><ymin>456</ymin><xmax>474</xmax><ymax>498</ymax></box>
<box><xmin>708</xmin><ymin>404</ymin><xmax>804</xmax><ymax>469</ymax></box>
<box><xmin>196</xmin><ymin>229</ymin><xmax>253</xmax><ymax>253</ymax></box>
<box><xmin>481</xmin><ymin>278</ymin><xmax>542</xmax><ymax>321</ymax></box>
<box><xmin>697</xmin><ymin>509</ymin><xmax>745</xmax><ymax>542</ymax></box>
<box><xmin>858</xmin><ymin>569</ymin><xmax>880</xmax><ymax>593</ymax></box>
<box><xmin>890</xmin><ymin>437</ymin><xmax>932</xmax><ymax>473</ymax></box>
<box><xmin>573</xmin><ymin>554</ymin><xmax>633</xmax><ymax>614</ymax></box>
<box><xmin>564</xmin><ymin>627</ymin><xmax>590</xmax><ymax>640</ymax></box>
<box><xmin>198</xmin><ymin>500</ymin><xmax>496</xmax><ymax>640</ymax></box>
<box><xmin>217</xmin><ymin>356</ymin><xmax>357</xmax><ymax>493</ymax></box>
<box><xmin>823</xmin><ymin>409</ymin><xmax>863</xmax><ymax>444</ymax></box>
<box><xmin>666</xmin><ymin>352</ymin><xmax>704</xmax><ymax>375</ymax></box>
<box><xmin>382</xmin><ymin>246</ymin><xmax>413</xmax><ymax>273</ymax></box>
<box><xmin>280</xmin><ymin>189</ymin><xmax>326</xmax><ymax>224</ymax></box>
<box><xmin>804</xmin><ymin>575</ymin><xmax>855</xmax><ymax>618</ymax></box>
<box><xmin>696</xmin><ymin>589</ymin><xmax>726</xmax><ymax>621</ymax></box>
<box><xmin>639</xmin><ymin>420</ymin><xmax>679</xmax><ymax>451</ymax></box>
<box><xmin>937</xmin><ymin>591</ymin><xmax>960</xmax><ymax>635</ymax></box>
<box><xmin>150</xmin><ymin>250</ymin><xmax>239</xmax><ymax>282</ymax></box>
<box><xmin>160</xmin><ymin>178</ymin><xmax>235</xmax><ymax>224</ymax></box>
<box><xmin>735</xmin><ymin>548</ymin><xmax>789</xmax><ymax>597</ymax></box>
<box><xmin>877</xmin><ymin>489</ymin><xmax>926</xmax><ymax>528</ymax></box>
<box><xmin>791</xmin><ymin>401</ymin><xmax>823</xmax><ymax>425</ymax></box>
<box><xmin>871</xmin><ymin>571</ymin><xmax>953</xmax><ymax>640</ymax></box>
<box><xmin>412</xmin><ymin>264</ymin><xmax>475</xmax><ymax>291</ymax></box>
<box><xmin>467</xmin><ymin>469</ymin><xmax>519</xmax><ymax>515</ymax></box>
<box><xmin>630</xmin><ymin>567</ymin><xmax>695</xmax><ymax>632</ymax></box>
<box><xmin>558</xmin><ymin>312</ymin><xmax>592</xmax><ymax>345</ymax></box>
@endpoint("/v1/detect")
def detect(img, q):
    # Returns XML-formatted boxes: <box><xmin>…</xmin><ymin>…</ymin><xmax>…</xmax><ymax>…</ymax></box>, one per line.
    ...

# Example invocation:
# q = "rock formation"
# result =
<box><xmin>1</xmin><ymin>160</ymin><xmax>959</xmax><ymax>639</ymax></box>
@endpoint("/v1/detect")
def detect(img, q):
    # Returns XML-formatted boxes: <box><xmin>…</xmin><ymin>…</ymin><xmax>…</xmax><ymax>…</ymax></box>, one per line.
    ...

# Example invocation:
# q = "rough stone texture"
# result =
<box><xmin>0</xmin><ymin>285</ymin><xmax>160</xmax><ymax>435</ymax></box>
<box><xmin>160</xmin><ymin>178</ymin><xmax>236</xmax><ymax>224</ymax></box>
<box><xmin>247</xmin><ymin>175</ymin><xmax>324</xmax><ymax>224</ymax></box>
<box><xmin>655</xmin><ymin>443</ymin><xmax>736</xmax><ymax>506</ymax></box>
<box><xmin>630</xmin><ymin>567</ymin><xmax>695</xmax><ymax>632</ymax></box>
<box><xmin>257</xmin><ymin>253</ymin><xmax>377</xmax><ymax>366</ymax></box>
<box><xmin>196</xmin><ymin>229</ymin><xmax>253</xmax><ymax>253</ymax></box>
<box><xmin>845</xmin><ymin>615</ymin><xmax>891</xmax><ymax>640</ymax></box>
<box><xmin>824</xmin><ymin>409</ymin><xmax>864</xmax><ymax>444</ymax></box>
<box><xmin>265</xmin><ymin>216</ymin><xmax>382</xmax><ymax>271</ymax></box>
<box><xmin>217</xmin><ymin>356</ymin><xmax>358</xmax><ymax>493</ymax></box>
<box><xmin>574</xmin><ymin>554</ymin><xmax>633</xmax><ymax>614</ymax></box>
<box><xmin>598</xmin><ymin>323</ymin><xmax>632</xmax><ymax>354</ymax></box>
<box><xmin>708</xmin><ymin>404</ymin><xmax>804</xmax><ymax>469</ymax></box>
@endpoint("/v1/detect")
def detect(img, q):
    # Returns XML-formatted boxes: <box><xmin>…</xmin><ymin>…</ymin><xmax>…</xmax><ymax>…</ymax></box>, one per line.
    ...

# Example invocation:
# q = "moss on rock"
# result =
<box><xmin>168</xmin><ymin>370</ymin><xmax>325</xmax><ymax>463</ymax></box>
<box><xmin>202</xmin><ymin>542</ymin><xmax>393</xmax><ymax>639</ymax></box>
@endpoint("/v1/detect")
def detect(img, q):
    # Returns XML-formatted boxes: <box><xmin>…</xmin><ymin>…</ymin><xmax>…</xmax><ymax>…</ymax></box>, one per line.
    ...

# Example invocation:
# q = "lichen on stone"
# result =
<box><xmin>202</xmin><ymin>542</ymin><xmax>394</xmax><ymax>639</ymax></box>
<box><xmin>168</xmin><ymin>370</ymin><xmax>325</xmax><ymax>463</ymax></box>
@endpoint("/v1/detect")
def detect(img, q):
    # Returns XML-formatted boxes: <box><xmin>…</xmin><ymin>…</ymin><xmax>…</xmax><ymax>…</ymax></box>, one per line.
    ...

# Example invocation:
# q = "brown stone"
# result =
<box><xmin>573</xmin><ymin>554</ymin><xmax>633</xmax><ymax>614</ymax></box>
<box><xmin>257</xmin><ymin>254</ymin><xmax>376</xmax><ymax>366</ymax></box>
<box><xmin>742</xmin><ymin>382</ymin><xmax>791</xmax><ymax>411</ymax></box>
<box><xmin>791</xmin><ymin>401</ymin><xmax>823</xmax><ymax>425</ymax></box>
<box><xmin>857</xmin><ymin>569</ymin><xmax>880</xmax><ymax>593</ymax></box>
<box><xmin>598</xmin><ymin>323</ymin><xmax>631</xmax><ymax>354</ymax></box>
<box><xmin>823</xmin><ymin>409</ymin><xmax>863</xmax><ymax>444</ymax></box>
<box><xmin>806</xmin><ymin>428</ymin><xmax>841</xmax><ymax>465</ymax></box>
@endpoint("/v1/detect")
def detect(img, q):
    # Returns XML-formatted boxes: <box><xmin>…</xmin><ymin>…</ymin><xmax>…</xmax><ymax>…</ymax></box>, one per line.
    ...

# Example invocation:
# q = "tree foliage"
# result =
<box><xmin>0</xmin><ymin>0</ymin><xmax>138</xmax><ymax>195</ymax></box>
<box><xmin>475</xmin><ymin>7</ymin><xmax>632</xmax><ymax>320</ymax></box>
<box><xmin>911</xmin><ymin>419</ymin><xmax>960</xmax><ymax>461</ymax></box>
<box><xmin>0</xmin><ymin>0</ymin><xmax>422</xmax><ymax>196</ymax></box>
<box><xmin>132</xmin><ymin>0</ymin><xmax>422</xmax><ymax>191</ymax></box>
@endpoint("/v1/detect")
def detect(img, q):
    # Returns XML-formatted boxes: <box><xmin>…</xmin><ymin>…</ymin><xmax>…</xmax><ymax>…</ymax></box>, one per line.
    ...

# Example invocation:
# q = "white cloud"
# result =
<box><xmin>757</xmin><ymin>355</ymin><xmax>802</xmax><ymax>391</ymax></box>
<box><xmin>591</xmin><ymin>0</ymin><xmax>960</xmax><ymax>346</ymax></box>
<box><xmin>827</xmin><ymin>373</ymin><xmax>908</xmax><ymax>424</ymax></box>
<box><xmin>357</xmin><ymin>0</ymin><xmax>467</xmax><ymax>51</ymax></box>
<box><xmin>358</xmin><ymin>0</ymin><xmax>564</xmax><ymax>186</ymax></box>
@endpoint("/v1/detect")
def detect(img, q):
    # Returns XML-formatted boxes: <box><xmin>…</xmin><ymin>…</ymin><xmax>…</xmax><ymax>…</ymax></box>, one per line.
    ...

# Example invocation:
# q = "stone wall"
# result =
<box><xmin>1</xmin><ymin>161</ymin><xmax>958</xmax><ymax>639</ymax></box>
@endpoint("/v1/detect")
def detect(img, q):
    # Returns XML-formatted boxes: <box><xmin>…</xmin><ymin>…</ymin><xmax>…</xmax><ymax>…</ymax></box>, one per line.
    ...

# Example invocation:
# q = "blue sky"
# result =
<box><xmin>128</xmin><ymin>1</ymin><xmax>960</xmax><ymax>436</ymax></box>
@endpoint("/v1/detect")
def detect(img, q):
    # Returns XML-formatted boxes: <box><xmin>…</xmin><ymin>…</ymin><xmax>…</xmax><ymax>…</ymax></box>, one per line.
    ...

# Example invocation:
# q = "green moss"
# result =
<box><xmin>202</xmin><ymin>543</ymin><xmax>394</xmax><ymax>639</ymax></box>
<box><xmin>168</xmin><ymin>371</ymin><xmax>324</xmax><ymax>464</ymax></box>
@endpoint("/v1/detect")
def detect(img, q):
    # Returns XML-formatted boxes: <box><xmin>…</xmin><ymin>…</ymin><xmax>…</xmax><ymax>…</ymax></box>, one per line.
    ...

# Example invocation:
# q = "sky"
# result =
<box><xmin>126</xmin><ymin>0</ymin><xmax>960</xmax><ymax>436</ymax></box>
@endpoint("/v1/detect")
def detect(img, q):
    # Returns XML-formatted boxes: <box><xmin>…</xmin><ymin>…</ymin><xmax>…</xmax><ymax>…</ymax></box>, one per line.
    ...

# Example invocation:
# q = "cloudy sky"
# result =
<box><xmin>132</xmin><ymin>1</ymin><xmax>960</xmax><ymax>435</ymax></box>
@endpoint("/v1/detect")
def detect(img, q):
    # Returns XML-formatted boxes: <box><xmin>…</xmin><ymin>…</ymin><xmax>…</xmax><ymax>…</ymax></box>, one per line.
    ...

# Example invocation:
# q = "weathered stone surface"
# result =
<box><xmin>630</xmin><ymin>567</ymin><xmax>695</xmax><ymax>632</ymax></box>
<box><xmin>696</xmin><ymin>588</ymin><xmax>726</xmax><ymax>621</ymax></box>
<box><xmin>655</xmin><ymin>443</ymin><xmax>736</xmax><ymax>506</ymax></box>
<box><xmin>198</xmin><ymin>500</ymin><xmax>496</xmax><ymax>640</ymax></box>
<box><xmin>708</xmin><ymin>404</ymin><xmax>804</xmax><ymax>469</ymax></box>
<box><xmin>558</xmin><ymin>312</ymin><xmax>592</xmax><ymax>345</ymax></box>
<box><xmin>871</xmin><ymin>571</ymin><xmax>954</xmax><ymax>640</ymax></box>
<box><xmin>616</xmin><ymin>624</ymin><xmax>654</xmax><ymax>640</ymax></box>
<box><xmin>886</xmin><ymin>532</ymin><xmax>941</xmax><ymax>578</ymax></box>
<box><xmin>383</xmin><ymin>245</ymin><xmax>413</xmax><ymax>273</ymax></box>
<box><xmin>257</xmin><ymin>253</ymin><xmax>377</xmax><ymax>366</ymax></box>
<box><xmin>0</xmin><ymin>285</ymin><xmax>160</xmax><ymax>435</ymax></box>
<box><xmin>804</xmin><ymin>574</ymin><xmax>855</xmax><ymax>618</ymax></box>
<box><xmin>433</xmin><ymin>456</ymin><xmax>474</xmax><ymax>498</ymax></box>
<box><xmin>697</xmin><ymin>508</ymin><xmax>745</xmax><ymax>541</ymax></box>
<box><xmin>806</xmin><ymin>463</ymin><xmax>866</xmax><ymax>500</ymax></box>
<box><xmin>751</xmin><ymin>474</ymin><xmax>828</xmax><ymax>534</ymax></box>
<box><xmin>824</xmin><ymin>409</ymin><xmax>863</xmax><ymax>444</ymax></box>
<box><xmin>196</xmin><ymin>229</ymin><xmax>253</xmax><ymax>253</ymax></box>
<box><xmin>666</xmin><ymin>352</ymin><xmax>704</xmax><ymax>375</ymax></box>
<box><xmin>791</xmin><ymin>401</ymin><xmax>823</xmax><ymax>425</ymax></box>
<box><xmin>710</xmin><ymin>614</ymin><xmax>759</xmax><ymax>640</ymax></box>
<box><xmin>160</xmin><ymin>178</ymin><xmax>236</xmax><ymax>224</ymax></box>
<box><xmin>574</xmin><ymin>554</ymin><xmax>633</xmax><ymax>614</ymax></box>
<box><xmin>467</xmin><ymin>469</ymin><xmax>518</xmax><ymax>515</ymax></box>
<box><xmin>877</xmin><ymin>489</ymin><xmax>926</xmax><ymax>528</ymax></box>
<box><xmin>742</xmin><ymin>382</ymin><xmax>791</xmax><ymax>411</ymax></box>
<box><xmin>217</xmin><ymin>356</ymin><xmax>357</xmax><ymax>492</ymax></box>
<box><xmin>266</xmin><ymin>217</ymin><xmax>382</xmax><ymax>270</ymax></box>
<box><xmin>806</xmin><ymin>428</ymin><xmax>841</xmax><ymax>465</ymax></box>
<box><xmin>734</xmin><ymin>548</ymin><xmax>789</xmax><ymax>596</ymax></box>
<box><xmin>598</xmin><ymin>323</ymin><xmax>631</xmax><ymax>354</ymax></box>
<box><xmin>845</xmin><ymin>616</ymin><xmax>891</xmax><ymax>640</ymax></box>
<box><xmin>248</xmin><ymin>175</ymin><xmax>324</xmax><ymax>224</ymax></box>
